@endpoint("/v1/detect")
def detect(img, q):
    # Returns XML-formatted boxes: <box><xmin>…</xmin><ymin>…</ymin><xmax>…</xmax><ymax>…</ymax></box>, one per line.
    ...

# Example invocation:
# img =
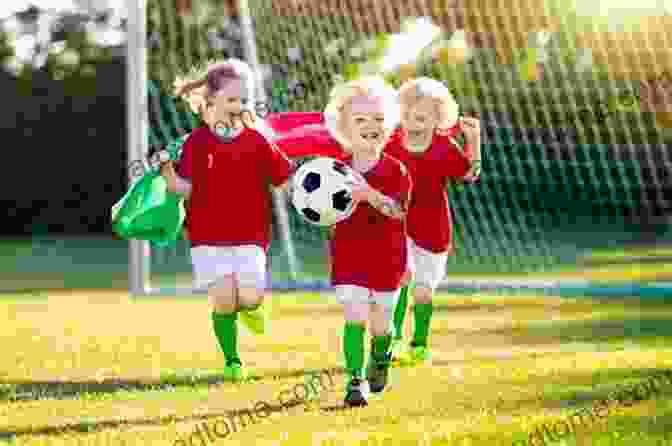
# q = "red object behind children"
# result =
<box><xmin>265</xmin><ymin>112</ymin><xmax>346</xmax><ymax>159</ymax></box>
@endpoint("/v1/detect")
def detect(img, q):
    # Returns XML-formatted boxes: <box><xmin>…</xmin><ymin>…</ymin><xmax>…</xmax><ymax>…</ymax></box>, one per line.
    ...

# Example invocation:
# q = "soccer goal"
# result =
<box><xmin>128</xmin><ymin>0</ymin><xmax>672</xmax><ymax>297</ymax></box>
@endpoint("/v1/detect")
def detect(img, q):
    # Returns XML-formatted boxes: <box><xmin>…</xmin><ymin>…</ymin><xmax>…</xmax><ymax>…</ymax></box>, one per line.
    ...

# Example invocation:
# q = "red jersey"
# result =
<box><xmin>384</xmin><ymin>129</ymin><xmax>473</xmax><ymax>254</ymax></box>
<box><xmin>330</xmin><ymin>153</ymin><xmax>412</xmax><ymax>292</ymax></box>
<box><xmin>177</xmin><ymin>126</ymin><xmax>292</xmax><ymax>249</ymax></box>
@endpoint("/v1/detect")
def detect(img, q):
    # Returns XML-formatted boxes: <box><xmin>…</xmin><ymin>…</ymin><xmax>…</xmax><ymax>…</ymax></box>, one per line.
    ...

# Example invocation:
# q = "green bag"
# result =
<box><xmin>111</xmin><ymin>135</ymin><xmax>189</xmax><ymax>248</ymax></box>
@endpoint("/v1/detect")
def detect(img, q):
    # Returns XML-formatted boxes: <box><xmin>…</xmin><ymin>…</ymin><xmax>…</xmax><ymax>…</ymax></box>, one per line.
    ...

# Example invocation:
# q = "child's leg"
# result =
<box><xmin>191</xmin><ymin>247</ymin><xmax>241</xmax><ymax>370</ymax></box>
<box><xmin>336</xmin><ymin>285</ymin><xmax>370</xmax><ymax>407</ymax></box>
<box><xmin>391</xmin><ymin>239</ymin><xmax>414</xmax><ymax>360</ymax></box>
<box><xmin>370</xmin><ymin>293</ymin><xmax>396</xmax><ymax>342</ymax></box>
<box><xmin>234</xmin><ymin>245</ymin><xmax>267</xmax><ymax>309</ymax></box>
<box><xmin>367</xmin><ymin>290</ymin><xmax>397</xmax><ymax>392</ymax></box>
<box><xmin>410</xmin><ymin>285</ymin><xmax>432</xmax><ymax>346</ymax></box>
<box><xmin>409</xmin><ymin>242</ymin><xmax>448</xmax><ymax>362</ymax></box>
<box><xmin>392</xmin><ymin>270</ymin><xmax>412</xmax><ymax>341</ymax></box>
<box><xmin>233</xmin><ymin>246</ymin><xmax>268</xmax><ymax>335</ymax></box>
<box><xmin>210</xmin><ymin>275</ymin><xmax>242</xmax><ymax>367</ymax></box>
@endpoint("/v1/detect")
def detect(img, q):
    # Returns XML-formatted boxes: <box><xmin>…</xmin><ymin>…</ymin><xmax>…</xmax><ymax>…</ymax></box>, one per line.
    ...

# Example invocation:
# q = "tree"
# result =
<box><xmin>147</xmin><ymin>0</ymin><xmax>241</xmax><ymax>93</ymax></box>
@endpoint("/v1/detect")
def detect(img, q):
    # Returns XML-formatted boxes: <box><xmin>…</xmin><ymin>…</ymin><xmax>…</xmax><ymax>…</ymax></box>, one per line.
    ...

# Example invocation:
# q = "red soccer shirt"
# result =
<box><xmin>384</xmin><ymin>129</ymin><xmax>473</xmax><ymax>254</ymax></box>
<box><xmin>330</xmin><ymin>153</ymin><xmax>412</xmax><ymax>292</ymax></box>
<box><xmin>177</xmin><ymin>126</ymin><xmax>292</xmax><ymax>250</ymax></box>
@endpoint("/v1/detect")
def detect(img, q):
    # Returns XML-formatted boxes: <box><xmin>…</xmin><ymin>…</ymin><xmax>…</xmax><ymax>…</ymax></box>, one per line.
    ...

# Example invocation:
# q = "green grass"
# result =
<box><xmin>5</xmin><ymin>237</ymin><xmax>672</xmax><ymax>295</ymax></box>
<box><xmin>1</xmin><ymin>292</ymin><xmax>671</xmax><ymax>445</ymax></box>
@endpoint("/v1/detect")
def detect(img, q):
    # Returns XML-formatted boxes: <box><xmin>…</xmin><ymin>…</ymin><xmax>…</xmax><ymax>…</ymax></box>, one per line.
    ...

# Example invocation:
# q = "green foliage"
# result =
<box><xmin>251</xmin><ymin>7</ymin><xmax>359</xmax><ymax>111</ymax></box>
<box><xmin>147</xmin><ymin>0</ymin><xmax>229</xmax><ymax>95</ymax></box>
<box><xmin>0</xmin><ymin>29</ymin><xmax>13</xmax><ymax>68</ymax></box>
<box><xmin>383</xmin><ymin>72</ymin><xmax>401</xmax><ymax>89</ymax></box>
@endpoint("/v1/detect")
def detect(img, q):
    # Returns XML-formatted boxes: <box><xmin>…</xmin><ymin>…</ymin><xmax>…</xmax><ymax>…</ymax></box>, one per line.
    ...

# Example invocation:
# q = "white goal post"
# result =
<box><xmin>126</xmin><ymin>0</ymin><xmax>150</xmax><ymax>296</ymax></box>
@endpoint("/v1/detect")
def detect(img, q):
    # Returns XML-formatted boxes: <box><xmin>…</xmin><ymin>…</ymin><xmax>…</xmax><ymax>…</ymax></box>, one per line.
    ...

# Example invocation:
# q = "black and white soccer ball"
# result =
<box><xmin>291</xmin><ymin>157</ymin><xmax>359</xmax><ymax>227</ymax></box>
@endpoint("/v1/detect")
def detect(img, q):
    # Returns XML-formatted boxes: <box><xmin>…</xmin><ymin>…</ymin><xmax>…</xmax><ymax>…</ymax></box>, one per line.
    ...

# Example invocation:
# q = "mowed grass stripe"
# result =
<box><xmin>5</xmin><ymin>352</ymin><xmax>672</xmax><ymax>446</ymax></box>
<box><xmin>2</xmin><ymin>350</ymin><xmax>669</xmax><ymax>440</ymax></box>
<box><xmin>1</xmin><ymin>293</ymin><xmax>669</xmax><ymax>404</ymax></box>
<box><xmin>2</xmin><ymin>292</ymin><xmax>672</xmax><ymax>445</ymax></box>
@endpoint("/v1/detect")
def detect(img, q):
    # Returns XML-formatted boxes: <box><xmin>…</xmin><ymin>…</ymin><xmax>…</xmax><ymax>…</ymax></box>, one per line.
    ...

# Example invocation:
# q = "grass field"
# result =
<box><xmin>3</xmin><ymin>236</ymin><xmax>672</xmax><ymax>293</ymax></box>
<box><xmin>1</xmin><ymin>290</ymin><xmax>672</xmax><ymax>446</ymax></box>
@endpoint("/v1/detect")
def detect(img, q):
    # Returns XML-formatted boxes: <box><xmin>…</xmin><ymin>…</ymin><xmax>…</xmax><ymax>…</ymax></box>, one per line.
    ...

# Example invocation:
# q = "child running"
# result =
<box><xmin>160</xmin><ymin>58</ymin><xmax>294</xmax><ymax>381</ymax></box>
<box><xmin>321</xmin><ymin>77</ymin><xmax>412</xmax><ymax>407</ymax></box>
<box><xmin>384</xmin><ymin>77</ymin><xmax>482</xmax><ymax>365</ymax></box>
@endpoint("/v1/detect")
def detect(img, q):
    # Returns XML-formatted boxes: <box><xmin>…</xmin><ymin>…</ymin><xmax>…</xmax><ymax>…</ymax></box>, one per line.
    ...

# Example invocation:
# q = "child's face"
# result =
<box><xmin>345</xmin><ymin>95</ymin><xmax>387</xmax><ymax>158</ymax></box>
<box><xmin>401</xmin><ymin>97</ymin><xmax>439</xmax><ymax>153</ymax></box>
<box><xmin>186</xmin><ymin>87</ymin><xmax>214</xmax><ymax>125</ymax></box>
<box><xmin>210</xmin><ymin>78</ymin><xmax>250</xmax><ymax>127</ymax></box>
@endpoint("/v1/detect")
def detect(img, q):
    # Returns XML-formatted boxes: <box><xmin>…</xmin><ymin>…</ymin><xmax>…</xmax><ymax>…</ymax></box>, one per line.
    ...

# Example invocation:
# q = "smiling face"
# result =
<box><xmin>344</xmin><ymin>95</ymin><xmax>388</xmax><ymax>158</ymax></box>
<box><xmin>401</xmin><ymin>96</ymin><xmax>440</xmax><ymax>153</ymax></box>
<box><xmin>209</xmin><ymin>77</ymin><xmax>252</xmax><ymax>129</ymax></box>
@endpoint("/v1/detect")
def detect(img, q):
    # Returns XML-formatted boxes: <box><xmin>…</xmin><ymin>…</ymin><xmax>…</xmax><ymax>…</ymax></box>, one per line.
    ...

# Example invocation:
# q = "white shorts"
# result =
<box><xmin>407</xmin><ymin>238</ymin><xmax>448</xmax><ymax>291</ymax></box>
<box><xmin>190</xmin><ymin>245</ymin><xmax>267</xmax><ymax>290</ymax></box>
<box><xmin>335</xmin><ymin>285</ymin><xmax>399</xmax><ymax>307</ymax></box>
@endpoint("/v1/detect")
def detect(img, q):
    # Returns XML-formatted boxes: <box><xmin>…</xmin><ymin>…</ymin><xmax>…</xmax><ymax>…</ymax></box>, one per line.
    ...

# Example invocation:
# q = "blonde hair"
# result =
<box><xmin>324</xmin><ymin>76</ymin><xmax>400</xmax><ymax>151</ymax></box>
<box><xmin>173</xmin><ymin>58</ymin><xmax>256</xmax><ymax>128</ymax></box>
<box><xmin>398</xmin><ymin>77</ymin><xmax>459</xmax><ymax>132</ymax></box>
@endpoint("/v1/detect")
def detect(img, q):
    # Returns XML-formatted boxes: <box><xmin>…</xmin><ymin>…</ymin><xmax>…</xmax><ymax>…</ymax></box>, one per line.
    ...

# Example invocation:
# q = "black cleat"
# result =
<box><xmin>367</xmin><ymin>352</ymin><xmax>391</xmax><ymax>393</ymax></box>
<box><xmin>344</xmin><ymin>378</ymin><xmax>369</xmax><ymax>407</ymax></box>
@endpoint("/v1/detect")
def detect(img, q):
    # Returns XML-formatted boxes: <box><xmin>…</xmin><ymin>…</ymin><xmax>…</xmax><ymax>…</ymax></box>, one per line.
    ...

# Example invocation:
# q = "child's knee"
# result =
<box><xmin>413</xmin><ymin>285</ymin><xmax>433</xmax><ymax>304</ymax></box>
<box><xmin>209</xmin><ymin>275</ymin><xmax>236</xmax><ymax>313</ymax></box>
<box><xmin>400</xmin><ymin>269</ymin><xmax>413</xmax><ymax>286</ymax></box>
<box><xmin>369</xmin><ymin>300</ymin><xmax>395</xmax><ymax>336</ymax></box>
<box><xmin>237</xmin><ymin>287</ymin><xmax>264</xmax><ymax>310</ymax></box>
<box><xmin>343</xmin><ymin>302</ymin><xmax>369</xmax><ymax>324</ymax></box>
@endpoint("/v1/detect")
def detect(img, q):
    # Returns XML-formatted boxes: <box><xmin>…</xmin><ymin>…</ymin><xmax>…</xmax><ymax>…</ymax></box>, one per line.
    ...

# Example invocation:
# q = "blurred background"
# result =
<box><xmin>1</xmin><ymin>0</ymin><xmax>671</xmax><ymax>293</ymax></box>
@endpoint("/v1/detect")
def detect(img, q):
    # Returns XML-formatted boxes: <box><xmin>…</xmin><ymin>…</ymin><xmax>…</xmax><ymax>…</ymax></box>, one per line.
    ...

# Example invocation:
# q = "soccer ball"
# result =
<box><xmin>291</xmin><ymin>157</ymin><xmax>358</xmax><ymax>227</ymax></box>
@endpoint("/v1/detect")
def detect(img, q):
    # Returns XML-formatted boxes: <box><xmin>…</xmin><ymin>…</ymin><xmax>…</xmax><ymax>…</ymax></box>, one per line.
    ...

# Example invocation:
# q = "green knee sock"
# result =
<box><xmin>211</xmin><ymin>311</ymin><xmax>241</xmax><ymax>365</ymax></box>
<box><xmin>412</xmin><ymin>303</ymin><xmax>433</xmax><ymax>348</ymax></box>
<box><xmin>371</xmin><ymin>333</ymin><xmax>392</xmax><ymax>364</ymax></box>
<box><xmin>343</xmin><ymin>322</ymin><xmax>365</xmax><ymax>379</ymax></box>
<box><xmin>393</xmin><ymin>285</ymin><xmax>410</xmax><ymax>340</ymax></box>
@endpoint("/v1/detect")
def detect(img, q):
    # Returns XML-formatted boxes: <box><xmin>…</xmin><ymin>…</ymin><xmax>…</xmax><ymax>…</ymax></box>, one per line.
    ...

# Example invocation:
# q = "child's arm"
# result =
<box><xmin>161</xmin><ymin>162</ymin><xmax>193</xmax><ymax>198</ymax></box>
<box><xmin>265</xmin><ymin>135</ymin><xmax>297</xmax><ymax>194</ymax></box>
<box><xmin>443</xmin><ymin>118</ymin><xmax>482</xmax><ymax>190</ymax></box>
<box><xmin>349</xmin><ymin>167</ymin><xmax>412</xmax><ymax>220</ymax></box>
<box><xmin>364</xmin><ymin>189</ymin><xmax>406</xmax><ymax>219</ymax></box>
<box><xmin>161</xmin><ymin>133</ymin><xmax>197</xmax><ymax>198</ymax></box>
<box><xmin>324</xmin><ymin>227</ymin><xmax>333</xmax><ymax>272</ymax></box>
<box><xmin>460</xmin><ymin>117</ymin><xmax>482</xmax><ymax>180</ymax></box>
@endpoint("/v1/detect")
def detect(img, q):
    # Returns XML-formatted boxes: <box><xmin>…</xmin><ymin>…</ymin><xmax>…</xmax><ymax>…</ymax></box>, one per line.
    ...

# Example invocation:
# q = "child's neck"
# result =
<box><xmin>351</xmin><ymin>152</ymin><xmax>380</xmax><ymax>173</ymax></box>
<box><xmin>213</xmin><ymin>124</ymin><xmax>244</xmax><ymax>142</ymax></box>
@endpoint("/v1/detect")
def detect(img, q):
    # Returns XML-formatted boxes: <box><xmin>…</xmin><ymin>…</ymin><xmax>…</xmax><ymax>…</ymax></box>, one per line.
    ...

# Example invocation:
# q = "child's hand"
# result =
<box><xmin>459</xmin><ymin>116</ymin><xmax>480</xmax><ymax>145</ymax></box>
<box><xmin>465</xmin><ymin>159</ymin><xmax>482</xmax><ymax>180</ymax></box>
<box><xmin>346</xmin><ymin>172</ymin><xmax>374</xmax><ymax>204</ymax></box>
<box><xmin>160</xmin><ymin>161</ymin><xmax>178</xmax><ymax>192</ymax></box>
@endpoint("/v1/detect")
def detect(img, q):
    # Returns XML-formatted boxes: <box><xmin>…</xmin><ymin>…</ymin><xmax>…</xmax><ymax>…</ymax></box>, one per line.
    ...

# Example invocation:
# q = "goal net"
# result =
<box><xmin>131</xmin><ymin>0</ymin><xmax>672</xmax><ymax>296</ymax></box>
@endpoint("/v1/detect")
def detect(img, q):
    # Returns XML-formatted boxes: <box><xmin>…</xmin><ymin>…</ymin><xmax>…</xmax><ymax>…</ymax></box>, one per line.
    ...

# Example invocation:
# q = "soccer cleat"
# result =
<box><xmin>403</xmin><ymin>345</ymin><xmax>432</xmax><ymax>366</ymax></box>
<box><xmin>344</xmin><ymin>378</ymin><xmax>369</xmax><ymax>407</ymax></box>
<box><xmin>366</xmin><ymin>352</ymin><xmax>392</xmax><ymax>393</ymax></box>
<box><xmin>390</xmin><ymin>338</ymin><xmax>407</xmax><ymax>363</ymax></box>
<box><xmin>222</xmin><ymin>362</ymin><xmax>247</xmax><ymax>382</ymax></box>
<box><xmin>239</xmin><ymin>302</ymin><xmax>270</xmax><ymax>335</ymax></box>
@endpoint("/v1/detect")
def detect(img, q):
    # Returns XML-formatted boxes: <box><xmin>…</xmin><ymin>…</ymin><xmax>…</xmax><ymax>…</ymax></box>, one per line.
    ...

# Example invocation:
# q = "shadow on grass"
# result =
<box><xmin>508</xmin><ymin>367</ymin><xmax>672</xmax><ymax>446</ymax></box>
<box><xmin>590</xmin><ymin>412</ymin><xmax>672</xmax><ymax>441</ymax></box>
<box><xmin>431</xmin><ymin>302</ymin><xmax>568</xmax><ymax>313</ymax></box>
<box><xmin>0</xmin><ymin>367</ymin><xmax>346</xmax><ymax>404</ymax></box>
<box><xmin>0</xmin><ymin>396</ymin><xmax>341</xmax><ymax>440</ymax></box>
<box><xmin>509</xmin><ymin>367</ymin><xmax>672</xmax><ymax>412</ymax></box>
<box><xmin>491</xmin><ymin>317</ymin><xmax>672</xmax><ymax>346</ymax></box>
